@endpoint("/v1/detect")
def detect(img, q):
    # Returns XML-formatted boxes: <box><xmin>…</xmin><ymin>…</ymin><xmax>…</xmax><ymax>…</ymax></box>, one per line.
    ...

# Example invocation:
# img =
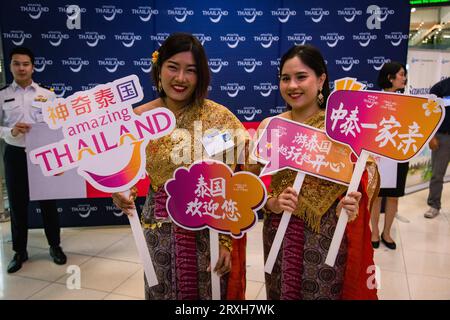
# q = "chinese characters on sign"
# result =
<box><xmin>186</xmin><ymin>175</ymin><xmax>241</xmax><ymax>222</ymax></box>
<box><xmin>29</xmin><ymin>75</ymin><xmax>176</xmax><ymax>193</ymax></box>
<box><xmin>253</xmin><ymin>117</ymin><xmax>354</xmax><ymax>185</ymax></box>
<box><xmin>165</xmin><ymin>161</ymin><xmax>266</xmax><ymax>238</ymax></box>
<box><xmin>46</xmin><ymin>77</ymin><xmax>139</xmax><ymax>130</ymax></box>
<box><xmin>330</xmin><ymin>103</ymin><xmax>424</xmax><ymax>155</ymax></box>
<box><xmin>326</xmin><ymin>90</ymin><xmax>445</xmax><ymax>161</ymax></box>
<box><xmin>324</xmin><ymin>86</ymin><xmax>445</xmax><ymax>268</ymax></box>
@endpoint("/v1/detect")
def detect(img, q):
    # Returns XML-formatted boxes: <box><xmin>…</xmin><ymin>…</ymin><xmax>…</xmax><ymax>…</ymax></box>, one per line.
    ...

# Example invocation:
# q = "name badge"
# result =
<box><xmin>202</xmin><ymin>129</ymin><xmax>235</xmax><ymax>157</ymax></box>
<box><xmin>443</xmin><ymin>96</ymin><xmax>450</xmax><ymax>106</ymax></box>
<box><xmin>31</xmin><ymin>102</ymin><xmax>44</xmax><ymax>122</ymax></box>
<box><xmin>34</xmin><ymin>95</ymin><xmax>48</xmax><ymax>102</ymax></box>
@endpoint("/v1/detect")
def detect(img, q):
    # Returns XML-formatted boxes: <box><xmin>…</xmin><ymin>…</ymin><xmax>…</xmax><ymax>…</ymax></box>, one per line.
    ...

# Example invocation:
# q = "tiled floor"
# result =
<box><xmin>0</xmin><ymin>184</ymin><xmax>449</xmax><ymax>300</ymax></box>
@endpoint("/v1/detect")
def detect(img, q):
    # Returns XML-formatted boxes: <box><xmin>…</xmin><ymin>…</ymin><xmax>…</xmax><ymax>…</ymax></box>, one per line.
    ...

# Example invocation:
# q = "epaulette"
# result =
<box><xmin>38</xmin><ymin>84</ymin><xmax>54</xmax><ymax>92</ymax></box>
<box><xmin>0</xmin><ymin>84</ymin><xmax>9</xmax><ymax>91</ymax></box>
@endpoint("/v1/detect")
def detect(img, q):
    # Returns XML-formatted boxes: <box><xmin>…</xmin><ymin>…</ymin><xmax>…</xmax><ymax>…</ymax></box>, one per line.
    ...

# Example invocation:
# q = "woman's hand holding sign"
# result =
<box><xmin>207</xmin><ymin>245</ymin><xmax>232</xmax><ymax>277</ymax></box>
<box><xmin>267</xmin><ymin>187</ymin><xmax>299</xmax><ymax>214</ymax></box>
<box><xmin>266</xmin><ymin>187</ymin><xmax>361</xmax><ymax>222</ymax></box>
<box><xmin>336</xmin><ymin>191</ymin><xmax>362</xmax><ymax>222</ymax></box>
<box><xmin>112</xmin><ymin>187</ymin><xmax>138</xmax><ymax>216</ymax></box>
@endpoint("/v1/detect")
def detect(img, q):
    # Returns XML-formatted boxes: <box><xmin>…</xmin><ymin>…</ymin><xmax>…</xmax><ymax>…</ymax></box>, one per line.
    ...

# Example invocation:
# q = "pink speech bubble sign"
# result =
<box><xmin>253</xmin><ymin>117</ymin><xmax>353</xmax><ymax>185</ymax></box>
<box><xmin>165</xmin><ymin>160</ymin><xmax>266</xmax><ymax>238</ymax></box>
<box><xmin>326</xmin><ymin>90</ymin><xmax>445</xmax><ymax>161</ymax></box>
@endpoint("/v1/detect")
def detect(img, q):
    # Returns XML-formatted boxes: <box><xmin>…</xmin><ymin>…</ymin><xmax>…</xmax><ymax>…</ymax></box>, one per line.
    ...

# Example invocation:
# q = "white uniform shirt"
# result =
<box><xmin>0</xmin><ymin>81</ymin><xmax>55</xmax><ymax>147</ymax></box>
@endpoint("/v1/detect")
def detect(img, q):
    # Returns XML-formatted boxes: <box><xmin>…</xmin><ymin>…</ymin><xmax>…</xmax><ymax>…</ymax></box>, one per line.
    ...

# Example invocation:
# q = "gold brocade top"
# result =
<box><xmin>268</xmin><ymin>110</ymin><xmax>348</xmax><ymax>233</ymax></box>
<box><xmin>146</xmin><ymin>99</ymin><xmax>248</xmax><ymax>191</ymax></box>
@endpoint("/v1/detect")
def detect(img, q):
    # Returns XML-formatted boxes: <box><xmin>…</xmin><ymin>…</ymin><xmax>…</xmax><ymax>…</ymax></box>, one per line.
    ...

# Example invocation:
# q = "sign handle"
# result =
<box><xmin>210</xmin><ymin>230</ymin><xmax>221</xmax><ymax>300</ymax></box>
<box><xmin>264</xmin><ymin>172</ymin><xmax>306</xmax><ymax>274</ymax></box>
<box><xmin>325</xmin><ymin>150</ymin><xmax>370</xmax><ymax>267</ymax></box>
<box><xmin>123</xmin><ymin>190</ymin><xmax>158</xmax><ymax>287</ymax></box>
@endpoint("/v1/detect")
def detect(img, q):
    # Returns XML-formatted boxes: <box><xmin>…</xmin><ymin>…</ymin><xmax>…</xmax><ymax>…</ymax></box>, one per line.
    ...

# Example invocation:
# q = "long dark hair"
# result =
<box><xmin>152</xmin><ymin>32</ymin><xmax>210</xmax><ymax>107</ymax></box>
<box><xmin>279</xmin><ymin>44</ymin><xmax>330</xmax><ymax>109</ymax></box>
<box><xmin>377</xmin><ymin>61</ymin><xmax>407</xmax><ymax>92</ymax></box>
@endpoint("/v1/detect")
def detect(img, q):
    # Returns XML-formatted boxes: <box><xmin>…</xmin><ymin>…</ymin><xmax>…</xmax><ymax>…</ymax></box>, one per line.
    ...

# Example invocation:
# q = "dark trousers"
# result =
<box><xmin>427</xmin><ymin>133</ymin><xmax>450</xmax><ymax>210</ymax></box>
<box><xmin>3</xmin><ymin>144</ymin><xmax>60</xmax><ymax>253</ymax></box>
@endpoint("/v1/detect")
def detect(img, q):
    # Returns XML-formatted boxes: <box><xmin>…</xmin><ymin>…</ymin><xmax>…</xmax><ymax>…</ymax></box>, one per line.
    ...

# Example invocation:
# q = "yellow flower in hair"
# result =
<box><xmin>152</xmin><ymin>50</ymin><xmax>159</xmax><ymax>64</ymax></box>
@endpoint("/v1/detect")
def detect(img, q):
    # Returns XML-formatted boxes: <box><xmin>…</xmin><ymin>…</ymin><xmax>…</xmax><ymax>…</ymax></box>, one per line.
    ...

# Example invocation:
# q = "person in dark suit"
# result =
<box><xmin>424</xmin><ymin>78</ymin><xmax>450</xmax><ymax>219</ymax></box>
<box><xmin>0</xmin><ymin>46</ymin><xmax>67</xmax><ymax>273</ymax></box>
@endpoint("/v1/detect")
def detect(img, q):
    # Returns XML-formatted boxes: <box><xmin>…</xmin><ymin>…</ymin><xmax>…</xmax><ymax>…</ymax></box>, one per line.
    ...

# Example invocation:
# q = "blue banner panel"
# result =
<box><xmin>1</xmin><ymin>0</ymin><xmax>411</xmax><ymax>227</ymax></box>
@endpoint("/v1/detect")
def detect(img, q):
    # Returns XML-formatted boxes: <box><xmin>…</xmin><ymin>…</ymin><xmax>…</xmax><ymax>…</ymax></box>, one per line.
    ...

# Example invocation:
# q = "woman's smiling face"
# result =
<box><xmin>160</xmin><ymin>51</ymin><xmax>198</xmax><ymax>108</ymax></box>
<box><xmin>279</xmin><ymin>56</ymin><xmax>325</xmax><ymax>111</ymax></box>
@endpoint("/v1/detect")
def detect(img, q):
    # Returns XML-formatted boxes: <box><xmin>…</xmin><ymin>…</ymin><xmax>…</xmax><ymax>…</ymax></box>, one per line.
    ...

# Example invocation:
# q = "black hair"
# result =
<box><xmin>152</xmin><ymin>32</ymin><xmax>210</xmax><ymax>107</ymax></box>
<box><xmin>279</xmin><ymin>45</ymin><xmax>330</xmax><ymax>109</ymax></box>
<box><xmin>9</xmin><ymin>46</ymin><xmax>35</xmax><ymax>65</ymax></box>
<box><xmin>377</xmin><ymin>61</ymin><xmax>407</xmax><ymax>91</ymax></box>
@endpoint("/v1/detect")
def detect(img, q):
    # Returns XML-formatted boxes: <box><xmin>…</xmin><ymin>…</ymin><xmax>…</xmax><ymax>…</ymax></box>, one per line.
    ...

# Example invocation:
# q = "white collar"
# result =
<box><xmin>11</xmin><ymin>80</ymin><xmax>38</xmax><ymax>91</ymax></box>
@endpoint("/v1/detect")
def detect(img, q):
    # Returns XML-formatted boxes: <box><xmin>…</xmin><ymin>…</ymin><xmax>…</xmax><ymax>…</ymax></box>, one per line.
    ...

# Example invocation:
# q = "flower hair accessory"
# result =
<box><xmin>152</xmin><ymin>50</ymin><xmax>159</xmax><ymax>64</ymax></box>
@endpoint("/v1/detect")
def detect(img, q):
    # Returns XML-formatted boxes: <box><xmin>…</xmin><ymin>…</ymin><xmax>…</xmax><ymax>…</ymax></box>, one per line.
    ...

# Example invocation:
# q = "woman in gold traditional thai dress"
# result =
<box><xmin>258</xmin><ymin>45</ymin><xmax>379</xmax><ymax>300</ymax></box>
<box><xmin>112</xmin><ymin>33</ymin><xmax>248</xmax><ymax>299</ymax></box>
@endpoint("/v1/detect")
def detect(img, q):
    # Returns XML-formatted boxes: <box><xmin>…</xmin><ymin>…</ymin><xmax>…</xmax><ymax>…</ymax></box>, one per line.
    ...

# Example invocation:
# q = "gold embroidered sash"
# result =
<box><xmin>146</xmin><ymin>99</ymin><xmax>248</xmax><ymax>191</ymax></box>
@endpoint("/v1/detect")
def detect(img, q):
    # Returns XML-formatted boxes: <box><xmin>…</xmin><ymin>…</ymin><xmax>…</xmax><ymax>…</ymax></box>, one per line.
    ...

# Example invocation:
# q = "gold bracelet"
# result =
<box><xmin>130</xmin><ymin>185</ymin><xmax>138</xmax><ymax>201</ymax></box>
<box><xmin>218</xmin><ymin>234</ymin><xmax>233</xmax><ymax>252</ymax></box>
<box><xmin>262</xmin><ymin>195</ymin><xmax>276</xmax><ymax>214</ymax></box>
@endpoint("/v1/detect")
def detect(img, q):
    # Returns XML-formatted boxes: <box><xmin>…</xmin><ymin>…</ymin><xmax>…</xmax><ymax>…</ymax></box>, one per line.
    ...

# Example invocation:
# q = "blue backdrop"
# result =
<box><xmin>0</xmin><ymin>0</ymin><xmax>411</xmax><ymax>227</ymax></box>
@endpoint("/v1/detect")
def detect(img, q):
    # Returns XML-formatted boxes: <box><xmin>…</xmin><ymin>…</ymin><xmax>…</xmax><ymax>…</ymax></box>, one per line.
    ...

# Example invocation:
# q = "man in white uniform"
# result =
<box><xmin>0</xmin><ymin>47</ymin><xmax>66</xmax><ymax>273</ymax></box>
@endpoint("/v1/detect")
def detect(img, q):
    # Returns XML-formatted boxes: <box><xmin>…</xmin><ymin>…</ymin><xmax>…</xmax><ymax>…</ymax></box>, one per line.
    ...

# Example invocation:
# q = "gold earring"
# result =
<box><xmin>317</xmin><ymin>89</ymin><xmax>324</xmax><ymax>106</ymax></box>
<box><xmin>157</xmin><ymin>79</ymin><xmax>162</xmax><ymax>93</ymax></box>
